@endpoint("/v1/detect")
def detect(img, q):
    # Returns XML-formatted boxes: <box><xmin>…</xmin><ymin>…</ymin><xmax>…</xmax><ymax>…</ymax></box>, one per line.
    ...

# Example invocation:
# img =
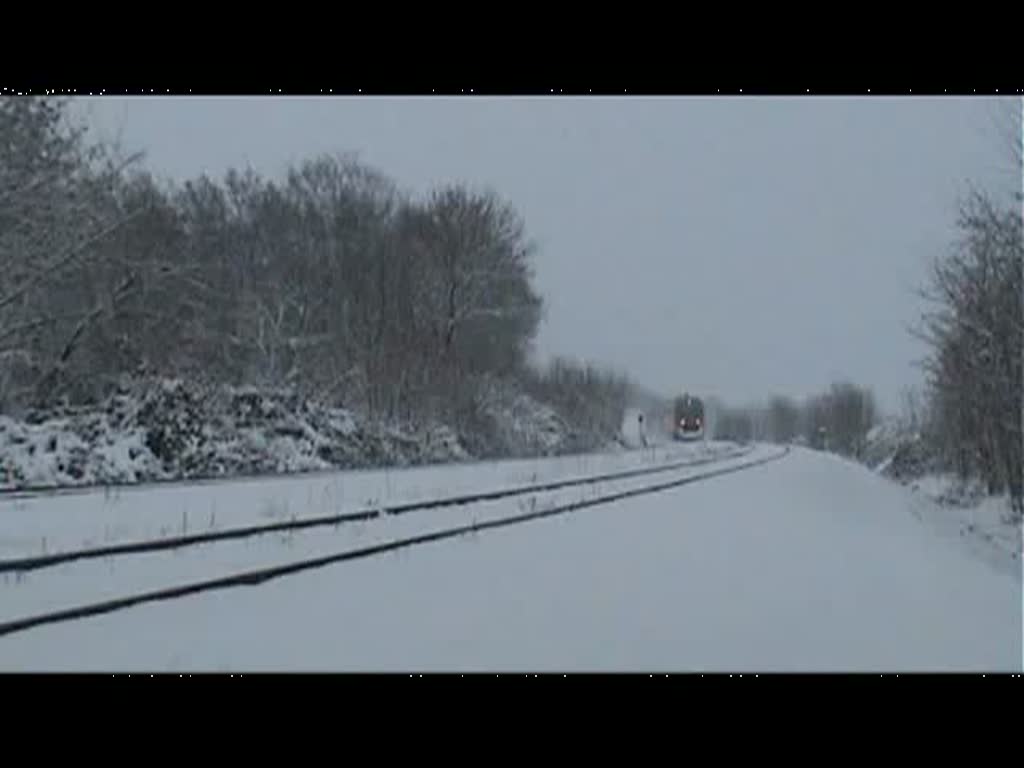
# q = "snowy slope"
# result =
<box><xmin>0</xmin><ymin>445</ymin><xmax>1018</xmax><ymax>671</ymax></box>
<box><xmin>903</xmin><ymin>477</ymin><xmax>1022</xmax><ymax>573</ymax></box>
<box><xmin>860</xmin><ymin>417</ymin><xmax>1021</xmax><ymax>568</ymax></box>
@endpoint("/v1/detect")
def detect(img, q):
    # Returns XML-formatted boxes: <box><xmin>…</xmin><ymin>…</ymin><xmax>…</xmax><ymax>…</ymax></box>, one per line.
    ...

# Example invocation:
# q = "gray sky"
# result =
<box><xmin>75</xmin><ymin>96</ymin><xmax>1020</xmax><ymax>414</ymax></box>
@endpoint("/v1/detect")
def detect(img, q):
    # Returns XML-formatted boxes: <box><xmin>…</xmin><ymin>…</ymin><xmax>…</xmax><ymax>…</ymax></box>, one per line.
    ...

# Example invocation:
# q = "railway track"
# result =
<box><xmin>0</xmin><ymin>446</ymin><xmax>789</xmax><ymax>638</ymax></box>
<box><xmin>0</xmin><ymin>442</ymin><xmax>704</xmax><ymax>502</ymax></box>
<box><xmin>0</xmin><ymin>444</ymin><xmax>753</xmax><ymax>575</ymax></box>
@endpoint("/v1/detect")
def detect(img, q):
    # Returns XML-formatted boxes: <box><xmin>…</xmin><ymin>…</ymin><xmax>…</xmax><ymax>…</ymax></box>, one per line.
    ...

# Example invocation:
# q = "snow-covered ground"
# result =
<box><xmin>0</xmin><ymin>445</ymin><xmax>1018</xmax><ymax>672</ymax></box>
<box><xmin>0</xmin><ymin>440</ymin><xmax>733</xmax><ymax>559</ymax></box>
<box><xmin>903</xmin><ymin>474</ymin><xmax>1022</xmax><ymax>574</ymax></box>
<box><xmin>861</xmin><ymin>417</ymin><xmax>1022</xmax><ymax>575</ymax></box>
<box><xmin>0</xmin><ymin>444</ymin><xmax>768</xmax><ymax>627</ymax></box>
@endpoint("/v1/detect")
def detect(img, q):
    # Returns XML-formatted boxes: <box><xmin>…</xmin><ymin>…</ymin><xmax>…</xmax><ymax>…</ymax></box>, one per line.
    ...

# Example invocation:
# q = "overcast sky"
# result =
<box><xmin>75</xmin><ymin>96</ymin><xmax>1020</xmax><ymax>413</ymax></box>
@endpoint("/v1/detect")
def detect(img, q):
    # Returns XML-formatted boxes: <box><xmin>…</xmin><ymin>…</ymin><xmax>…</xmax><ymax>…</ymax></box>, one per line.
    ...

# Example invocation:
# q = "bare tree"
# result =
<box><xmin>0</xmin><ymin>106</ymin><xmax>622</xmax><ymax>470</ymax></box>
<box><xmin>917</xmin><ymin>188</ymin><xmax>1022</xmax><ymax>513</ymax></box>
<box><xmin>400</xmin><ymin>184</ymin><xmax>543</xmax><ymax>421</ymax></box>
<box><xmin>0</xmin><ymin>96</ymin><xmax>143</xmax><ymax>409</ymax></box>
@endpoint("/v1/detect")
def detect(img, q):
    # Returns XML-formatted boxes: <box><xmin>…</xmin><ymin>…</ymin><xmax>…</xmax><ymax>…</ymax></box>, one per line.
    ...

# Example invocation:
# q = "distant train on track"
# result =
<box><xmin>672</xmin><ymin>393</ymin><xmax>705</xmax><ymax>441</ymax></box>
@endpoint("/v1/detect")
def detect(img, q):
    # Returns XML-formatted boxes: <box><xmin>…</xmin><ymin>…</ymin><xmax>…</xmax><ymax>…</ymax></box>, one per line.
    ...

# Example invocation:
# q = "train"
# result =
<box><xmin>672</xmin><ymin>393</ymin><xmax>705</xmax><ymax>441</ymax></box>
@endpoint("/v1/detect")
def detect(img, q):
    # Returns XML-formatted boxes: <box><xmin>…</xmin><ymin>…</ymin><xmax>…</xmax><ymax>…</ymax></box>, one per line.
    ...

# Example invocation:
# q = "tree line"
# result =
<box><xmin>0</xmin><ymin>96</ymin><xmax>628</xmax><ymax>445</ymax></box>
<box><xmin>710</xmin><ymin>381</ymin><xmax>878</xmax><ymax>457</ymax></box>
<box><xmin>912</xmin><ymin>116</ymin><xmax>1022</xmax><ymax>514</ymax></box>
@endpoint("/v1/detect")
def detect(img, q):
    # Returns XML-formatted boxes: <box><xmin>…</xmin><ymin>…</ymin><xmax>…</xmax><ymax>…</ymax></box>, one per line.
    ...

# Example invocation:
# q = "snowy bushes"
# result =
<box><xmin>860</xmin><ymin>416</ymin><xmax>1022</xmax><ymax>530</ymax></box>
<box><xmin>0</xmin><ymin>414</ymin><xmax>159</xmax><ymax>488</ymax></box>
<box><xmin>519</xmin><ymin>359</ymin><xmax>630</xmax><ymax>454</ymax></box>
<box><xmin>0</xmin><ymin>375</ymin><xmax>609</xmax><ymax>490</ymax></box>
<box><xmin>862</xmin><ymin>419</ymin><xmax>939</xmax><ymax>484</ymax></box>
<box><xmin>454</xmin><ymin>375</ymin><xmax>572</xmax><ymax>459</ymax></box>
<box><xmin>1</xmin><ymin>378</ymin><xmax>442</xmax><ymax>489</ymax></box>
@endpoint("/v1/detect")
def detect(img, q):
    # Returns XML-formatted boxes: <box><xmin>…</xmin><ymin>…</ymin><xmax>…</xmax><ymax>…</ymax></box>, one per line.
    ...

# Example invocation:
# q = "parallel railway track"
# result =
<box><xmin>0</xmin><ymin>446</ymin><xmax>789</xmax><ymax>638</ymax></box>
<box><xmin>0</xmin><ymin>445</ymin><xmax>752</xmax><ymax>575</ymax></box>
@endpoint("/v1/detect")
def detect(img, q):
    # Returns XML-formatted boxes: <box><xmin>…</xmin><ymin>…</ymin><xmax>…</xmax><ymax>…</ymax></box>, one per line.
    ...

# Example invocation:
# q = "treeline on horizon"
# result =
<box><xmin>708</xmin><ymin>382</ymin><xmax>878</xmax><ymax>456</ymax></box>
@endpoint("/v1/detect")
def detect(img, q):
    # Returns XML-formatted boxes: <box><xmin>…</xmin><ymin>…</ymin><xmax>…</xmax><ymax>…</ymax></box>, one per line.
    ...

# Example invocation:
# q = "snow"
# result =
<box><xmin>874</xmin><ymin>454</ymin><xmax>894</xmax><ymax>475</ymax></box>
<box><xmin>0</xmin><ymin>412</ymin><xmax>160</xmax><ymax>489</ymax></box>
<box><xmin>861</xmin><ymin>416</ymin><xmax>932</xmax><ymax>478</ymax></box>
<box><xmin>902</xmin><ymin>473</ymin><xmax>1023</xmax><ymax>571</ymax></box>
<box><xmin>0</xmin><ymin>444</ymin><xmax>763</xmax><ymax>626</ymax></box>
<box><xmin>0</xmin><ymin>445</ymin><xmax>1018</xmax><ymax>672</ymax></box>
<box><xmin>0</xmin><ymin>376</ymin><xmax>625</xmax><ymax>491</ymax></box>
<box><xmin>859</xmin><ymin>416</ymin><xmax>1021</xmax><ymax>568</ymax></box>
<box><xmin>470</xmin><ymin>377</ymin><xmax>574</xmax><ymax>457</ymax></box>
<box><xmin>0</xmin><ymin>440</ymin><xmax>732</xmax><ymax>560</ymax></box>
